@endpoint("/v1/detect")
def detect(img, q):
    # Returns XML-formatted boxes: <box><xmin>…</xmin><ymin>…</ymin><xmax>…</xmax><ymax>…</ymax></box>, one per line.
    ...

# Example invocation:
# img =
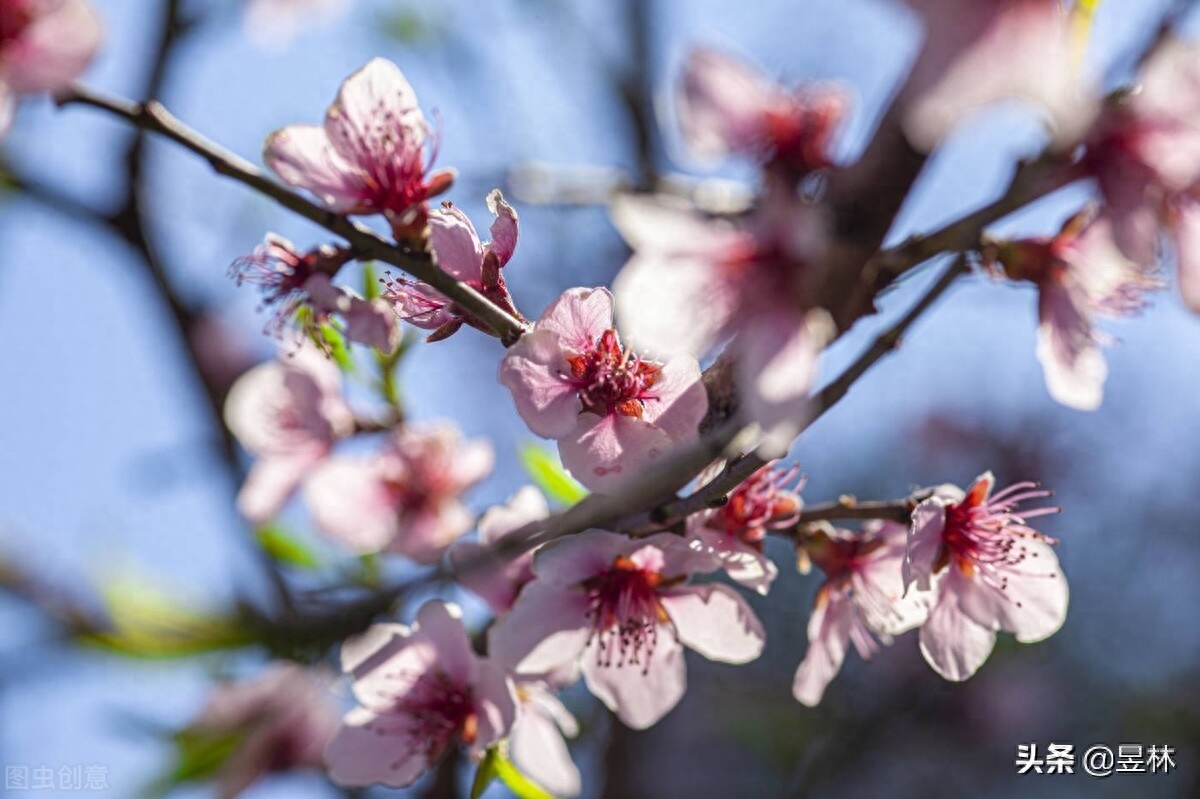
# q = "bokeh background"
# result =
<box><xmin>2</xmin><ymin>0</ymin><xmax>1200</xmax><ymax>796</ymax></box>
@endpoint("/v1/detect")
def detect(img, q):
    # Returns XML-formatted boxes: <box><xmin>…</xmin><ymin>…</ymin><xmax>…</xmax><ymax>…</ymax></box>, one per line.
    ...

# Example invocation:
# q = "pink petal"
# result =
<box><xmin>1097</xmin><ymin>166</ymin><xmax>1160</xmax><ymax>267</ymax></box>
<box><xmin>991</xmin><ymin>540</ymin><xmax>1069</xmax><ymax>643</ymax></box>
<box><xmin>343</xmin><ymin>298</ymin><xmax>399</xmax><ymax>353</ymax></box>
<box><xmin>340</xmin><ymin>623</ymin><xmax>409</xmax><ymax>675</ymax></box>
<box><xmin>509</xmin><ymin>692</ymin><xmax>582</xmax><ymax>797</ymax></box>
<box><xmin>535</xmin><ymin>287</ymin><xmax>614</xmax><ymax>354</ymax></box>
<box><xmin>326</xmin><ymin>707</ymin><xmax>429</xmax><ymax>788</ymax></box>
<box><xmin>470</xmin><ymin>659</ymin><xmax>519</xmax><ymax>754</ymax></box>
<box><xmin>531</xmin><ymin>528</ymin><xmax>630</xmax><ymax>587</ymax></box>
<box><xmin>2</xmin><ymin>0</ymin><xmax>102</xmax><ymax>93</ymax></box>
<box><xmin>792</xmin><ymin>588</ymin><xmax>854</xmax><ymax>707</ymax></box>
<box><xmin>675</xmin><ymin>47</ymin><xmax>776</xmax><ymax>162</ymax></box>
<box><xmin>487</xmin><ymin>581</ymin><xmax>592</xmax><ymax>674</ymax></box>
<box><xmin>392</xmin><ymin>502</ymin><xmax>474</xmax><ymax>564</ymax></box>
<box><xmin>263</xmin><ymin>125</ymin><xmax>367</xmax><ymax>212</ymax></box>
<box><xmin>1174</xmin><ymin>200</ymin><xmax>1200</xmax><ymax>312</ymax></box>
<box><xmin>324</xmin><ymin>59</ymin><xmax>425</xmax><ymax>169</ymax></box>
<box><xmin>486</xmin><ymin>188</ymin><xmax>520</xmax><ymax>265</ymax></box>
<box><xmin>905</xmin><ymin>498</ymin><xmax>947</xmax><ymax>592</ymax></box>
<box><xmin>581</xmin><ymin>633</ymin><xmax>686</xmax><ymax>730</ymax></box>
<box><xmin>688</xmin><ymin>527</ymin><xmax>778</xmax><ymax>596</ymax></box>
<box><xmin>557</xmin><ymin>413</ymin><xmax>675</xmax><ymax>494</ymax></box>
<box><xmin>0</xmin><ymin>85</ymin><xmax>13</xmax><ymax>138</ymax></box>
<box><xmin>1036</xmin><ymin>278</ymin><xmax>1107</xmax><ymax>410</ymax></box>
<box><xmin>498</xmin><ymin>328</ymin><xmax>584</xmax><ymax>439</ymax></box>
<box><xmin>918</xmin><ymin>571</ymin><xmax>998</xmax><ymax>681</ymax></box>
<box><xmin>414</xmin><ymin>601</ymin><xmax>477</xmax><ymax>686</ymax></box>
<box><xmin>429</xmin><ymin>205</ymin><xmax>484</xmax><ymax>282</ymax></box>
<box><xmin>236</xmin><ymin>450</ymin><xmax>321</xmax><ymax>523</ymax></box>
<box><xmin>661</xmin><ymin>583</ymin><xmax>765</xmax><ymax>664</ymax></box>
<box><xmin>303</xmin><ymin>457</ymin><xmax>400</xmax><ymax>554</ymax></box>
<box><xmin>640</xmin><ymin>356</ymin><xmax>707</xmax><ymax>442</ymax></box>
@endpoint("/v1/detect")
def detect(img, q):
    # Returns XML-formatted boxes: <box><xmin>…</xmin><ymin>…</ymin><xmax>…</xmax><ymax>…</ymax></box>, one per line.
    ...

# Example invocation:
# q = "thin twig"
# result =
<box><xmin>57</xmin><ymin>84</ymin><xmax>530</xmax><ymax>345</ymax></box>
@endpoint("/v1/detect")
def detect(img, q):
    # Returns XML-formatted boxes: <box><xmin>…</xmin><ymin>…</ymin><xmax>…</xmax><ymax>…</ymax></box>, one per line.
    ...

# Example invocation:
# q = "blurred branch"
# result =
<box><xmin>57</xmin><ymin>85</ymin><xmax>530</xmax><ymax>346</ymax></box>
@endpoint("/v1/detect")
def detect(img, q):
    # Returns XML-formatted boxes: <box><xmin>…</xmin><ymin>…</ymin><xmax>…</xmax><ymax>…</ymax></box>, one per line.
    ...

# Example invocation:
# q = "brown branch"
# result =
<box><xmin>57</xmin><ymin>84</ymin><xmax>530</xmax><ymax>346</ymax></box>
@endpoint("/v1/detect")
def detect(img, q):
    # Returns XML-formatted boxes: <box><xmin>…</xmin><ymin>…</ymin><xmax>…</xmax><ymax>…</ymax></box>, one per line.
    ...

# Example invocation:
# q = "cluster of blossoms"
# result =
<box><xmin>51</xmin><ymin>0</ymin><xmax>1200</xmax><ymax>795</ymax></box>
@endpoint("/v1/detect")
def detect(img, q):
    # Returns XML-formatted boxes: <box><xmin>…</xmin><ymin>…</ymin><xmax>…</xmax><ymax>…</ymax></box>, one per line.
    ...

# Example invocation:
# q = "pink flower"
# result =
<box><xmin>687</xmin><ymin>461</ymin><xmax>803</xmax><ymax>595</ymax></box>
<box><xmin>792</xmin><ymin>521</ymin><xmax>928</xmax><ymax>706</ymax></box>
<box><xmin>326</xmin><ymin>601</ymin><xmax>517</xmax><ymax>788</ymax></box>
<box><xmin>264</xmin><ymin>58</ymin><xmax>454</xmax><ymax>231</ymax></box>
<box><xmin>1087</xmin><ymin>37</ymin><xmax>1200</xmax><ymax>311</ymax></box>
<box><xmin>384</xmin><ymin>190</ymin><xmax>523</xmax><ymax>341</ymax></box>
<box><xmin>986</xmin><ymin>211</ymin><xmax>1163</xmax><ymax>410</ymax></box>
<box><xmin>230</xmin><ymin>234</ymin><xmax>398</xmax><ymax>352</ymax></box>
<box><xmin>611</xmin><ymin>193</ymin><xmax>834</xmax><ymax>445</ymax></box>
<box><xmin>498</xmin><ymin>288</ymin><xmax>708</xmax><ymax>494</ymax></box>
<box><xmin>899</xmin><ymin>0</ymin><xmax>1095</xmax><ymax>150</ymax></box>
<box><xmin>243</xmin><ymin>0</ymin><xmax>348</xmax><ymax>50</ymax></box>
<box><xmin>303</xmin><ymin>422</ymin><xmax>493</xmax><ymax>562</ymax></box>
<box><xmin>449</xmin><ymin>485</ymin><xmax>547</xmax><ymax>614</ymax></box>
<box><xmin>0</xmin><ymin>0</ymin><xmax>102</xmax><ymax>136</ymax></box>
<box><xmin>224</xmin><ymin>345</ymin><xmax>354</xmax><ymax>523</ymax></box>
<box><xmin>187</xmin><ymin>663</ymin><xmax>338</xmax><ymax>799</ymax></box>
<box><xmin>509</xmin><ymin>676</ymin><xmax>581</xmax><ymax>797</ymax></box>
<box><xmin>904</xmin><ymin>472</ymin><xmax>1068</xmax><ymax>681</ymax></box>
<box><xmin>676</xmin><ymin>47</ymin><xmax>846</xmax><ymax>172</ymax></box>
<box><xmin>488</xmin><ymin>530</ymin><xmax>765</xmax><ymax>729</ymax></box>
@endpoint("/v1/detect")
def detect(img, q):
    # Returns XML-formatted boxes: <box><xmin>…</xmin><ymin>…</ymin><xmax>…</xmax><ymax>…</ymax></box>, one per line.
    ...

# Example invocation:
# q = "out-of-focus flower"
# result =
<box><xmin>984</xmin><ymin>210</ymin><xmax>1163</xmax><ymax>410</ymax></box>
<box><xmin>304</xmin><ymin>422</ymin><xmax>493</xmax><ymax>562</ymax></box>
<box><xmin>612</xmin><ymin>192</ymin><xmax>834</xmax><ymax>446</ymax></box>
<box><xmin>230</xmin><ymin>234</ymin><xmax>398</xmax><ymax>352</ymax></box>
<box><xmin>899</xmin><ymin>0</ymin><xmax>1095</xmax><ymax>151</ymax></box>
<box><xmin>327</xmin><ymin>601</ymin><xmax>517</xmax><ymax>788</ymax></box>
<box><xmin>450</xmin><ymin>485</ymin><xmax>548</xmax><ymax>614</ymax></box>
<box><xmin>488</xmin><ymin>530</ymin><xmax>764</xmax><ymax>729</ymax></box>
<box><xmin>1087</xmin><ymin>37</ymin><xmax>1200</xmax><ymax>310</ymax></box>
<box><xmin>676</xmin><ymin>46</ymin><xmax>846</xmax><ymax>172</ymax></box>
<box><xmin>264</xmin><ymin>58</ymin><xmax>454</xmax><ymax>235</ymax></box>
<box><xmin>509</xmin><ymin>674</ymin><xmax>582</xmax><ymax>798</ymax></box>
<box><xmin>687</xmin><ymin>461</ymin><xmax>802</xmax><ymax>595</ymax></box>
<box><xmin>905</xmin><ymin>472</ymin><xmax>1067</xmax><ymax>681</ymax></box>
<box><xmin>188</xmin><ymin>312</ymin><xmax>260</xmax><ymax>401</ymax></box>
<box><xmin>792</xmin><ymin>520</ymin><xmax>928</xmax><ymax>706</ymax></box>
<box><xmin>224</xmin><ymin>346</ymin><xmax>354</xmax><ymax>523</ymax></box>
<box><xmin>385</xmin><ymin>190</ymin><xmax>523</xmax><ymax>341</ymax></box>
<box><xmin>243</xmin><ymin>0</ymin><xmax>348</xmax><ymax>51</ymax></box>
<box><xmin>185</xmin><ymin>663</ymin><xmax>338</xmax><ymax>799</ymax></box>
<box><xmin>0</xmin><ymin>0</ymin><xmax>102</xmax><ymax>136</ymax></box>
<box><xmin>498</xmin><ymin>288</ymin><xmax>708</xmax><ymax>494</ymax></box>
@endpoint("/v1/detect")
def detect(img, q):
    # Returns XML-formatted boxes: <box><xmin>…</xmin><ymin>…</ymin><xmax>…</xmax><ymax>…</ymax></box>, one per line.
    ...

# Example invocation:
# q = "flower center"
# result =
<box><xmin>0</xmin><ymin>3</ymin><xmax>33</xmax><ymax>48</ymax></box>
<box><xmin>384</xmin><ymin>670</ymin><xmax>477</xmax><ymax>766</ymax></box>
<box><xmin>567</xmin><ymin>329</ymin><xmax>662</xmax><ymax>418</ymax></box>
<box><xmin>713</xmin><ymin>464</ymin><xmax>802</xmax><ymax>547</ymax></box>
<box><xmin>582</xmin><ymin>555</ymin><xmax>672</xmax><ymax>672</ymax></box>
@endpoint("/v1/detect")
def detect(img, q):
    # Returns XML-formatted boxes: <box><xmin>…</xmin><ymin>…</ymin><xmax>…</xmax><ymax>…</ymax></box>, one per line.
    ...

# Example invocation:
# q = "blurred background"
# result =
<box><xmin>2</xmin><ymin>0</ymin><xmax>1200</xmax><ymax>796</ymax></box>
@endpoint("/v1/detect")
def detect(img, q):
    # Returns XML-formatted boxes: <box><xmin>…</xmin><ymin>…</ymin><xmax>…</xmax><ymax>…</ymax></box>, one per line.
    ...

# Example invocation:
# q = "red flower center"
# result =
<box><xmin>582</xmin><ymin>555</ymin><xmax>673</xmax><ymax>672</ymax></box>
<box><xmin>567</xmin><ymin>329</ymin><xmax>662</xmax><ymax>418</ymax></box>
<box><xmin>387</xmin><ymin>670</ymin><xmax>477</xmax><ymax>763</ymax></box>
<box><xmin>712</xmin><ymin>464</ymin><xmax>802</xmax><ymax>548</ymax></box>
<box><xmin>0</xmin><ymin>3</ymin><xmax>33</xmax><ymax>48</ymax></box>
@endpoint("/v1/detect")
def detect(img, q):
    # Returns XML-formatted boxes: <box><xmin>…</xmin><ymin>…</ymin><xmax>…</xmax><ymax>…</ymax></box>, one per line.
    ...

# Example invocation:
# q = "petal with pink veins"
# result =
<box><xmin>487</xmin><ymin>581</ymin><xmax>592</xmax><ymax>674</ymax></box>
<box><xmin>918</xmin><ymin>571</ymin><xmax>998</xmax><ymax>681</ymax></box>
<box><xmin>263</xmin><ymin>125</ymin><xmax>367</xmax><ymax>212</ymax></box>
<box><xmin>581</xmin><ymin>633</ymin><xmax>687</xmax><ymax>730</ymax></box>
<box><xmin>498</xmin><ymin>328</ymin><xmax>583</xmax><ymax>439</ymax></box>
<box><xmin>557</xmin><ymin>413</ymin><xmax>675</xmax><ymax>494</ymax></box>
<box><xmin>792</xmin><ymin>588</ymin><xmax>854</xmax><ymax>706</ymax></box>
<box><xmin>326</xmin><ymin>707</ymin><xmax>429</xmax><ymax>788</ymax></box>
<box><xmin>661</xmin><ymin>583</ymin><xmax>765</xmax><ymax>664</ymax></box>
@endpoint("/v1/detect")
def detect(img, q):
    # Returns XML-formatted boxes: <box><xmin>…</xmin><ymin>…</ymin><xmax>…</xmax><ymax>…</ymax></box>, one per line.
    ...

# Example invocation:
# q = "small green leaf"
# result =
<box><xmin>318</xmin><ymin>323</ymin><xmax>353</xmax><ymax>371</ymax></box>
<box><xmin>363</xmin><ymin>261</ymin><xmax>381</xmax><ymax>300</ymax></box>
<box><xmin>471</xmin><ymin>747</ymin><xmax>553</xmax><ymax>799</ymax></box>
<box><xmin>470</xmin><ymin>747</ymin><xmax>501</xmax><ymax>799</ymax></box>
<box><xmin>171</xmin><ymin>728</ymin><xmax>244</xmax><ymax>782</ymax></box>
<box><xmin>518</xmin><ymin>444</ymin><xmax>588</xmax><ymax>506</ymax></box>
<box><xmin>255</xmin><ymin>525</ymin><xmax>320</xmax><ymax>569</ymax></box>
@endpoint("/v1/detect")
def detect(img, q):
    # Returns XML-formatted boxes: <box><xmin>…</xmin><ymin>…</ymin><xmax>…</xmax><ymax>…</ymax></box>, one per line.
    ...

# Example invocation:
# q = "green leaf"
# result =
<box><xmin>377</xmin><ymin>9</ymin><xmax>433</xmax><ymax>43</ymax></box>
<box><xmin>171</xmin><ymin>728</ymin><xmax>244</xmax><ymax>782</ymax></box>
<box><xmin>317</xmin><ymin>323</ymin><xmax>353</xmax><ymax>371</ymax></box>
<box><xmin>255</xmin><ymin>524</ymin><xmax>320</xmax><ymax>569</ymax></box>
<box><xmin>518</xmin><ymin>444</ymin><xmax>588</xmax><ymax>506</ymax></box>
<box><xmin>471</xmin><ymin>747</ymin><xmax>553</xmax><ymax>799</ymax></box>
<box><xmin>363</xmin><ymin>261</ymin><xmax>381</xmax><ymax>300</ymax></box>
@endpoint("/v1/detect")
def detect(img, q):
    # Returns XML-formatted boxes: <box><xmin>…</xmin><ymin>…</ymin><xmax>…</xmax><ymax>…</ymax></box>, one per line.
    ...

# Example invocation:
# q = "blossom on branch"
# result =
<box><xmin>904</xmin><ymin>472</ymin><xmax>1067</xmax><ymax>681</ymax></box>
<box><xmin>488</xmin><ymin>530</ymin><xmax>765</xmax><ymax>729</ymax></box>
<box><xmin>385</xmin><ymin>190</ymin><xmax>523</xmax><ymax>341</ymax></box>
<box><xmin>686</xmin><ymin>461</ymin><xmax>803</xmax><ymax>595</ymax></box>
<box><xmin>326</xmin><ymin>601</ymin><xmax>517</xmax><ymax>788</ymax></box>
<box><xmin>612</xmin><ymin>191</ymin><xmax>834</xmax><ymax>447</ymax></box>
<box><xmin>498</xmin><ymin>287</ymin><xmax>708</xmax><ymax>493</ymax></box>
<box><xmin>304</xmin><ymin>421</ymin><xmax>493</xmax><ymax>562</ymax></box>
<box><xmin>0</xmin><ymin>0</ymin><xmax>102</xmax><ymax>136</ymax></box>
<box><xmin>1086</xmin><ymin>37</ymin><xmax>1200</xmax><ymax>310</ymax></box>
<box><xmin>263</xmin><ymin>58</ymin><xmax>454</xmax><ymax>236</ymax></box>
<box><xmin>185</xmin><ymin>663</ymin><xmax>338</xmax><ymax>799</ymax></box>
<box><xmin>792</xmin><ymin>520</ymin><xmax>928</xmax><ymax>706</ymax></box>
<box><xmin>230</xmin><ymin>234</ymin><xmax>398</xmax><ymax>352</ymax></box>
<box><xmin>984</xmin><ymin>210</ymin><xmax>1162</xmax><ymax>410</ymax></box>
<box><xmin>676</xmin><ymin>46</ymin><xmax>846</xmax><ymax>173</ymax></box>
<box><xmin>450</xmin><ymin>485</ymin><xmax>547</xmax><ymax>615</ymax></box>
<box><xmin>224</xmin><ymin>345</ymin><xmax>354</xmax><ymax>523</ymax></box>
